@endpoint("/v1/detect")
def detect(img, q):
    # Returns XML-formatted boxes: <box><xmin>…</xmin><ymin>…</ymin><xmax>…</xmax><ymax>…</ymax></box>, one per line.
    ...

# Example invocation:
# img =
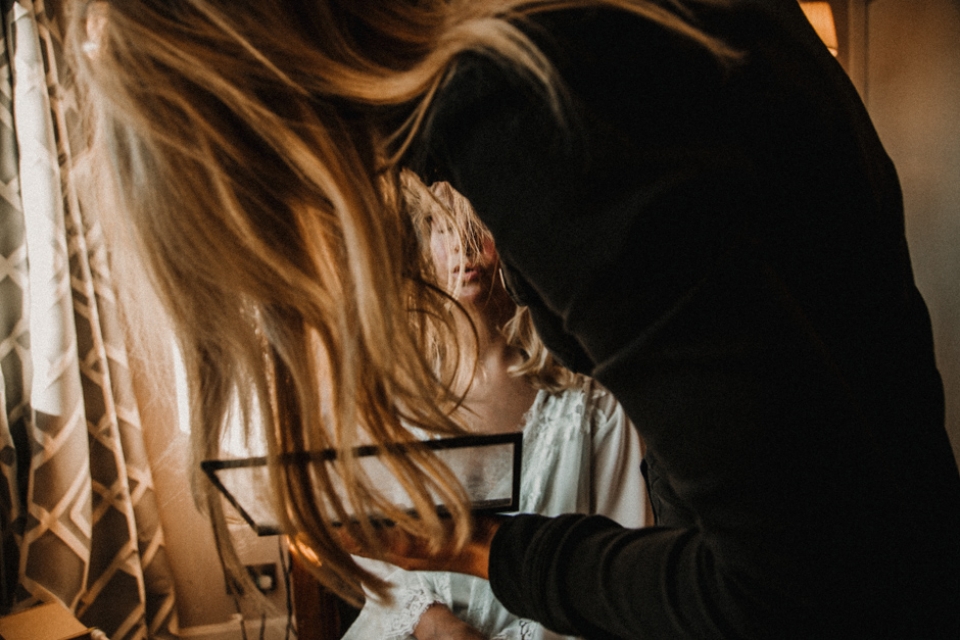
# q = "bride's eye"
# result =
<box><xmin>431</xmin><ymin>219</ymin><xmax>453</xmax><ymax>235</ymax></box>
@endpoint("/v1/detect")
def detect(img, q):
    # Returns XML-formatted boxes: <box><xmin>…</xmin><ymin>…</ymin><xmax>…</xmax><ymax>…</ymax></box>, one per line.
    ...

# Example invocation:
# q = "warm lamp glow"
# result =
<box><xmin>799</xmin><ymin>1</ymin><xmax>839</xmax><ymax>56</ymax></box>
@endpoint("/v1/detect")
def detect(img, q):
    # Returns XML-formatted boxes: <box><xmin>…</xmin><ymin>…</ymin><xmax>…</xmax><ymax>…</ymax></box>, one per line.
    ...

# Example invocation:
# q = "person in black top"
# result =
<box><xmin>69</xmin><ymin>0</ymin><xmax>960</xmax><ymax>637</ymax></box>
<box><xmin>406</xmin><ymin>3</ymin><xmax>960</xmax><ymax>636</ymax></box>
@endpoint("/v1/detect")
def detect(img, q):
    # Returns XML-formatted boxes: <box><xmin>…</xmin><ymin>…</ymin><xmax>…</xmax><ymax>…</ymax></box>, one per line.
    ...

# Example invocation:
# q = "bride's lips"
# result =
<box><xmin>457</xmin><ymin>266</ymin><xmax>480</xmax><ymax>282</ymax></box>
<box><xmin>456</xmin><ymin>267</ymin><xmax>480</xmax><ymax>282</ymax></box>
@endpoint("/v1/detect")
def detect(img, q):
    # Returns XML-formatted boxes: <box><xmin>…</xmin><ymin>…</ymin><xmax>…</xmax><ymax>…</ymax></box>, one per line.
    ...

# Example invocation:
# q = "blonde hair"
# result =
<box><xmin>66</xmin><ymin>0</ymin><xmax>732</xmax><ymax>603</ymax></box>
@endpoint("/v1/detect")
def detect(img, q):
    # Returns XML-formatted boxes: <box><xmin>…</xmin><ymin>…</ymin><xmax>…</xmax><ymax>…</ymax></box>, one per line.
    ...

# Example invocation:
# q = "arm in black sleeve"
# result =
<box><xmin>490</xmin><ymin>513</ymin><xmax>754</xmax><ymax>640</ymax></box>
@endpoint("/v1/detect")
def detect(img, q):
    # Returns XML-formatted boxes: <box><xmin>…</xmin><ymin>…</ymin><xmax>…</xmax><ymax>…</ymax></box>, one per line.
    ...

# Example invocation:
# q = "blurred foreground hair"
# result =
<box><xmin>66</xmin><ymin>0</ymin><xmax>732</xmax><ymax>603</ymax></box>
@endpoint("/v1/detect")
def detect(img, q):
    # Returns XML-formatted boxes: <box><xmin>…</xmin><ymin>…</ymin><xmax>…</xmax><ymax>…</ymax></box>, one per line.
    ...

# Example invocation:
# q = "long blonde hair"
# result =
<box><xmin>66</xmin><ymin>0</ymin><xmax>730</xmax><ymax>603</ymax></box>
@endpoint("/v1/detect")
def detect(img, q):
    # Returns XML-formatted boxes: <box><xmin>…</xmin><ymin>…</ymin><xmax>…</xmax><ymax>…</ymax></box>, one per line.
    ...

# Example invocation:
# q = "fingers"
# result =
<box><xmin>333</xmin><ymin>518</ymin><xmax>444</xmax><ymax>568</ymax></box>
<box><xmin>334</xmin><ymin>514</ymin><xmax>503</xmax><ymax>579</ymax></box>
<box><xmin>336</xmin><ymin>527</ymin><xmax>364</xmax><ymax>557</ymax></box>
<box><xmin>379</xmin><ymin>514</ymin><xmax>503</xmax><ymax>578</ymax></box>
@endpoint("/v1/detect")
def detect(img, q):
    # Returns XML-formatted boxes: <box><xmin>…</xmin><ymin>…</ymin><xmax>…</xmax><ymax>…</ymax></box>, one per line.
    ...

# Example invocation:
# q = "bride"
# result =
<box><xmin>342</xmin><ymin>181</ymin><xmax>652</xmax><ymax>640</ymax></box>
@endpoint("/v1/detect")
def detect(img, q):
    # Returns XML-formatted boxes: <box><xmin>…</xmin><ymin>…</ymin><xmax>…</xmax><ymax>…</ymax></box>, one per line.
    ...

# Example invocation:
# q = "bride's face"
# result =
<box><xmin>428</xmin><ymin>217</ymin><xmax>501</xmax><ymax>307</ymax></box>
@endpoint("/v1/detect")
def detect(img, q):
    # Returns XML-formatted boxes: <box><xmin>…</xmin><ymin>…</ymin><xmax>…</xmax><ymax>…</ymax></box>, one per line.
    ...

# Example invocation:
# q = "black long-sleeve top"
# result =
<box><xmin>409</xmin><ymin>1</ymin><xmax>960</xmax><ymax>637</ymax></box>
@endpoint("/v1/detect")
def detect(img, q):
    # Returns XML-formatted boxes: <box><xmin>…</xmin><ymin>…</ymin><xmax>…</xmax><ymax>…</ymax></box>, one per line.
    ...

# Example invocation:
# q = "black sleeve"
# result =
<box><xmin>488</xmin><ymin>513</ymin><xmax>751</xmax><ymax>639</ymax></box>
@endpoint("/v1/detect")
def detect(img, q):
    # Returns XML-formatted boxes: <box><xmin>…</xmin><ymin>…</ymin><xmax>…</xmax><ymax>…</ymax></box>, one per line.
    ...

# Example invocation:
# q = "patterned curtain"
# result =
<box><xmin>0</xmin><ymin>0</ymin><xmax>178</xmax><ymax>637</ymax></box>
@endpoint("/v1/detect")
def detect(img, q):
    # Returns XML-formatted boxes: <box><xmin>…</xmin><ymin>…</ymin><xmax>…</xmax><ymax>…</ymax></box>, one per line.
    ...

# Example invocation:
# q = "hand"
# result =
<box><xmin>341</xmin><ymin>514</ymin><xmax>504</xmax><ymax>579</ymax></box>
<box><xmin>414</xmin><ymin>603</ymin><xmax>489</xmax><ymax>640</ymax></box>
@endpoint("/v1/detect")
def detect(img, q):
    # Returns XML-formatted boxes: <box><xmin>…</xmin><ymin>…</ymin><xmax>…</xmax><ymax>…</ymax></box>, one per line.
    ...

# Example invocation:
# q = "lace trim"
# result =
<box><xmin>382</xmin><ymin>586</ymin><xmax>440</xmax><ymax>640</ymax></box>
<box><xmin>518</xmin><ymin>619</ymin><xmax>537</xmax><ymax>640</ymax></box>
<box><xmin>490</xmin><ymin>618</ymin><xmax>538</xmax><ymax>640</ymax></box>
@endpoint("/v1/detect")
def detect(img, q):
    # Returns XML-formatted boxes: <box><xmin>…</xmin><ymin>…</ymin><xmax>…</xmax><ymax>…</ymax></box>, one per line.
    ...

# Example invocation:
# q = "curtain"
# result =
<box><xmin>0</xmin><ymin>0</ymin><xmax>178</xmax><ymax>638</ymax></box>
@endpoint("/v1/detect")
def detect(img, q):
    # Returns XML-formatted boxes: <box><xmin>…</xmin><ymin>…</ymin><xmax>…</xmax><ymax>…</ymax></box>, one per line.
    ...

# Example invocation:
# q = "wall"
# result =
<box><xmin>847</xmin><ymin>0</ymin><xmax>960</xmax><ymax>463</ymax></box>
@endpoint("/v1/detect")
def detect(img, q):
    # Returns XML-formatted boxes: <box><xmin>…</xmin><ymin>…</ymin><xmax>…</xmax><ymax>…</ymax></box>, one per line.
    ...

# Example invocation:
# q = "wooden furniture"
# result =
<box><xmin>290</xmin><ymin>551</ymin><xmax>361</xmax><ymax>640</ymax></box>
<box><xmin>290</xmin><ymin>552</ymin><xmax>341</xmax><ymax>640</ymax></box>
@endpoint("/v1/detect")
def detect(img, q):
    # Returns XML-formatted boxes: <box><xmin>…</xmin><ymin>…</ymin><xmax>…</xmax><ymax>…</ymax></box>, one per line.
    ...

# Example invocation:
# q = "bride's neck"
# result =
<box><xmin>454</xmin><ymin>305</ymin><xmax>538</xmax><ymax>435</ymax></box>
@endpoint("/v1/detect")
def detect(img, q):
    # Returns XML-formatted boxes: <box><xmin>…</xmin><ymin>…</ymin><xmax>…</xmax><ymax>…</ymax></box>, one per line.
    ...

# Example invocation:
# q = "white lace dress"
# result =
<box><xmin>342</xmin><ymin>378</ymin><xmax>651</xmax><ymax>640</ymax></box>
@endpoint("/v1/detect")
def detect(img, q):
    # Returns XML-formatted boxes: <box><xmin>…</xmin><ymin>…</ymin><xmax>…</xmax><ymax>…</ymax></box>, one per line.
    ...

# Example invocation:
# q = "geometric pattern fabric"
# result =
<box><xmin>0</xmin><ymin>1</ymin><xmax>177</xmax><ymax>637</ymax></box>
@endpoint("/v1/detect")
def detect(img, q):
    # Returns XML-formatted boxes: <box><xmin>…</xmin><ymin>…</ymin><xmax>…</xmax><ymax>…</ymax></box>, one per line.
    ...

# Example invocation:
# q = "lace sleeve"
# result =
<box><xmin>381</xmin><ymin>581</ymin><xmax>442</xmax><ymax>640</ymax></box>
<box><xmin>342</xmin><ymin>568</ymin><xmax>445</xmax><ymax>640</ymax></box>
<box><xmin>492</xmin><ymin>618</ymin><xmax>579</xmax><ymax>640</ymax></box>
